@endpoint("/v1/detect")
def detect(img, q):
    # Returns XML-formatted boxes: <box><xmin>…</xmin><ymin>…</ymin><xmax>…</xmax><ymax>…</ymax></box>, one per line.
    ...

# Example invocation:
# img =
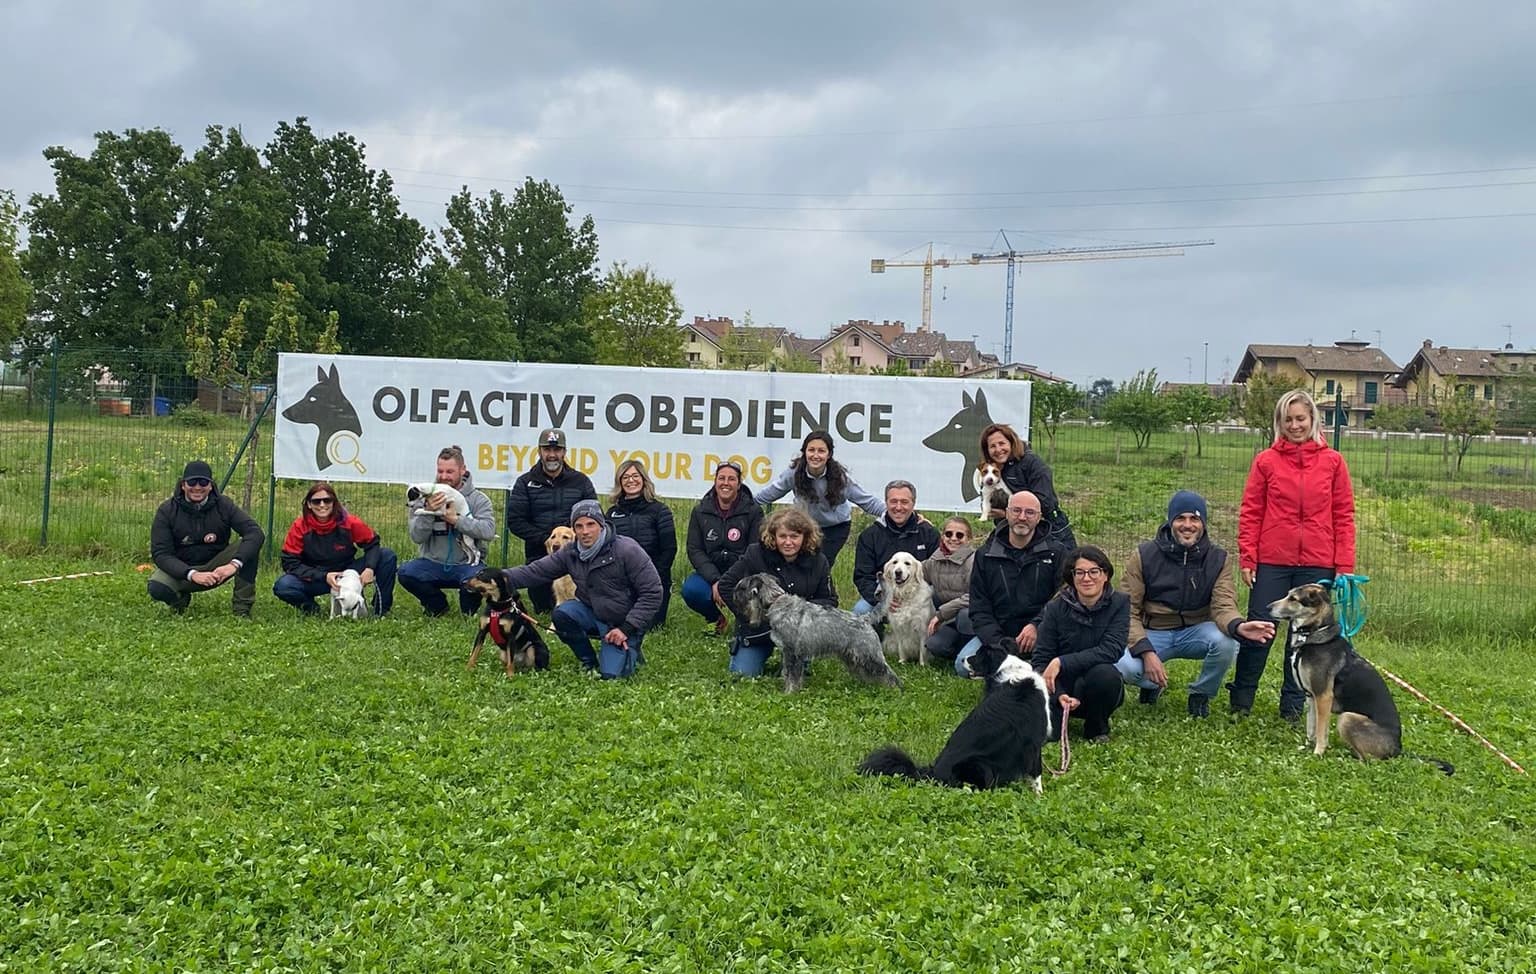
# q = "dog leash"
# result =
<box><xmin>1048</xmin><ymin>698</ymin><xmax>1073</xmax><ymax>776</ymax></box>
<box><xmin>1324</xmin><ymin>573</ymin><xmax>1370</xmax><ymax>639</ymax></box>
<box><xmin>514</xmin><ymin>608</ymin><xmax>561</xmax><ymax>636</ymax></box>
<box><xmin>1351</xmin><ymin>652</ymin><xmax>1526</xmax><ymax>775</ymax></box>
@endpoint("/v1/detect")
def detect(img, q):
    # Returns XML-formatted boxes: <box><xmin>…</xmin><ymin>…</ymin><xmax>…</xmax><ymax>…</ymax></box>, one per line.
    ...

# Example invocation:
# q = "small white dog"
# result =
<box><xmin>406</xmin><ymin>483</ymin><xmax>470</xmax><ymax>519</ymax></box>
<box><xmin>876</xmin><ymin>552</ymin><xmax>935</xmax><ymax>664</ymax></box>
<box><xmin>330</xmin><ymin>569</ymin><xmax>370</xmax><ymax>620</ymax></box>
<box><xmin>977</xmin><ymin>461</ymin><xmax>1010</xmax><ymax>520</ymax></box>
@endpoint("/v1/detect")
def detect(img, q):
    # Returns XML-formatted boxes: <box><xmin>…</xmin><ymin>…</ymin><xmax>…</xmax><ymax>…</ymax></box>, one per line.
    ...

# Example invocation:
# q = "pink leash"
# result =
<box><xmin>1357</xmin><ymin>653</ymin><xmax>1526</xmax><ymax>774</ymax></box>
<box><xmin>1048</xmin><ymin>698</ymin><xmax>1073</xmax><ymax>776</ymax></box>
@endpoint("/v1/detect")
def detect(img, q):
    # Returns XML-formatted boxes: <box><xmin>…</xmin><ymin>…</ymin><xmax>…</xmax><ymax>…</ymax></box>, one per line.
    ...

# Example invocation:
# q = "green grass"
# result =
<box><xmin>2</xmin><ymin>554</ymin><xmax>1534</xmax><ymax>972</ymax></box>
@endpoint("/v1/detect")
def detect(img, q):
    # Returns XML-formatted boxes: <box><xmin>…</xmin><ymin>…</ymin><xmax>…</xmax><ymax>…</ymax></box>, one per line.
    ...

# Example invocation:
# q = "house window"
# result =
<box><xmin>687</xmin><ymin>352</ymin><xmax>699</xmax><ymax>363</ymax></box>
<box><xmin>1485</xmin><ymin>384</ymin><xmax>1494</xmax><ymax>400</ymax></box>
<box><xmin>1324</xmin><ymin>379</ymin><xmax>1335</xmax><ymax>395</ymax></box>
<box><xmin>851</xmin><ymin>334</ymin><xmax>861</xmax><ymax>347</ymax></box>
<box><xmin>688</xmin><ymin>333</ymin><xmax>698</xmax><ymax>344</ymax></box>
<box><xmin>850</xmin><ymin>356</ymin><xmax>862</xmax><ymax>367</ymax></box>
<box><xmin>1364</xmin><ymin>381</ymin><xmax>1378</xmax><ymax>404</ymax></box>
<box><xmin>910</xmin><ymin>359</ymin><xmax>924</xmax><ymax>370</ymax></box>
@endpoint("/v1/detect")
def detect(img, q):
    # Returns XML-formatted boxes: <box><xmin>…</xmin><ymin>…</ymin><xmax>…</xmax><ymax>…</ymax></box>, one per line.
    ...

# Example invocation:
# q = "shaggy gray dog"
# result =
<box><xmin>733</xmin><ymin>573</ymin><xmax>903</xmax><ymax>694</ymax></box>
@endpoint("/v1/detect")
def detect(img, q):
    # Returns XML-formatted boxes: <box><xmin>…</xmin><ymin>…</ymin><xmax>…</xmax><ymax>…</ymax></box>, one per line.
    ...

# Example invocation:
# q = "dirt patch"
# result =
<box><xmin>1445</xmin><ymin>486</ymin><xmax>1536</xmax><ymax>511</ymax></box>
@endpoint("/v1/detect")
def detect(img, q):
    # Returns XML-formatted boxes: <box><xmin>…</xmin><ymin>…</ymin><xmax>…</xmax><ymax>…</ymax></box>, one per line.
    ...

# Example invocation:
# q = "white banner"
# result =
<box><xmin>274</xmin><ymin>353</ymin><xmax>1032</xmax><ymax>510</ymax></box>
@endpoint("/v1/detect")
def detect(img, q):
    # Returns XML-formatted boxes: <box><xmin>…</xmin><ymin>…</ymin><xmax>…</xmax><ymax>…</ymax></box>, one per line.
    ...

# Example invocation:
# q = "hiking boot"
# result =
<box><xmin>1280</xmin><ymin>706</ymin><xmax>1303</xmax><ymax>725</ymax></box>
<box><xmin>1226</xmin><ymin>681</ymin><xmax>1255</xmax><ymax>717</ymax></box>
<box><xmin>1187</xmin><ymin>693</ymin><xmax>1210</xmax><ymax>718</ymax></box>
<box><xmin>1139</xmin><ymin>686</ymin><xmax>1163</xmax><ymax>706</ymax></box>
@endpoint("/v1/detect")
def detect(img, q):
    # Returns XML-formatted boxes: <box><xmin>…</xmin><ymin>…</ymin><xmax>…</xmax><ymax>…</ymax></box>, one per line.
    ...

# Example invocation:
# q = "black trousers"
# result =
<box><xmin>1230</xmin><ymin>564</ymin><xmax>1335</xmax><ymax>714</ymax></box>
<box><xmin>1049</xmin><ymin>662</ymin><xmax>1125</xmax><ymax>739</ymax></box>
<box><xmin>820</xmin><ymin>521</ymin><xmax>852</xmax><ymax>570</ymax></box>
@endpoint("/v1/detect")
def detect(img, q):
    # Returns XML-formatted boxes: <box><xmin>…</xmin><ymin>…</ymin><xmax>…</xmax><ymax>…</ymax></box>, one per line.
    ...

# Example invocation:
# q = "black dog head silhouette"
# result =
<box><xmin>282</xmin><ymin>364</ymin><xmax>362</xmax><ymax>471</ymax></box>
<box><xmin>922</xmin><ymin>387</ymin><xmax>995</xmax><ymax>502</ymax></box>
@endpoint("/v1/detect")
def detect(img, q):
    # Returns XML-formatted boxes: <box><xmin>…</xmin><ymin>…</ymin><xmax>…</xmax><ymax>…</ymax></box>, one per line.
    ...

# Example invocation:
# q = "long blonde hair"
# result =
<box><xmin>1273</xmin><ymin>389</ymin><xmax>1327</xmax><ymax>446</ymax></box>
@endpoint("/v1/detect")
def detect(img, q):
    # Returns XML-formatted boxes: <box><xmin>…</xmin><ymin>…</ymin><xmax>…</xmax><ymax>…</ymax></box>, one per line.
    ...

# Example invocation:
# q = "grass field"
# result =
<box><xmin>3</xmin><ymin>412</ymin><xmax>1535</xmax><ymax>970</ymax></box>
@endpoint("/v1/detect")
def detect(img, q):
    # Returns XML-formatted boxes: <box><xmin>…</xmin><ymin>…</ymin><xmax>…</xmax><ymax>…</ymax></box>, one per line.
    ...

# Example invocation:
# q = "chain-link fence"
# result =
<box><xmin>4</xmin><ymin>347</ymin><xmax>1531</xmax><ymax>633</ymax></box>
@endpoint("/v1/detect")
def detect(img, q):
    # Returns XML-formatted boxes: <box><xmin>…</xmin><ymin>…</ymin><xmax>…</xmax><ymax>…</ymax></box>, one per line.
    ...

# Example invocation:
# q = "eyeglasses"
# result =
<box><xmin>1072</xmin><ymin>567</ymin><xmax>1105</xmax><ymax>579</ymax></box>
<box><xmin>1008</xmin><ymin>508</ymin><xmax>1040</xmax><ymax>517</ymax></box>
<box><xmin>942</xmin><ymin>530</ymin><xmax>969</xmax><ymax>540</ymax></box>
<box><xmin>184</xmin><ymin>478</ymin><xmax>212</xmax><ymax>488</ymax></box>
<box><xmin>308</xmin><ymin>497</ymin><xmax>335</xmax><ymax>507</ymax></box>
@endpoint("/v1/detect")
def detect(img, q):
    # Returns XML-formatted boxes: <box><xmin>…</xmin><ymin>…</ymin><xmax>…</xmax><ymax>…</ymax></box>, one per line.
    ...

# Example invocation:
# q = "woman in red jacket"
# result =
<box><xmin>274</xmin><ymin>482</ymin><xmax>398</xmax><ymax>616</ymax></box>
<box><xmin>1230</xmin><ymin>390</ymin><xmax>1356</xmax><ymax>719</ymax></box>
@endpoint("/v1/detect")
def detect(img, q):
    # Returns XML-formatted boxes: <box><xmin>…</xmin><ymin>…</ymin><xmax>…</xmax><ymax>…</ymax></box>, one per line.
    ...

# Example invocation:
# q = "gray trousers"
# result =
<box><xmin>147</xmin><ymin>542</ymin><xmax>258</xmax><ymax>614</ymax></box>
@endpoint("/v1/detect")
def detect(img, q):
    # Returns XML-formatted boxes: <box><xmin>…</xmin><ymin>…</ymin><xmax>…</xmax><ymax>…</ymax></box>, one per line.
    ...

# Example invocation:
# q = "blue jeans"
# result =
<box><xmin>398</xmin><ymin>558</ymin><xmax>483</xmax><ymax>615</ymax></box>
<box><xmin>729</xmin><ymin>637</ymin><xmax>775</xmax><ymax>676</ymax></box>
<box><xmin>553</xmin><ymin>600</ymin><xmax>643</xmax><ymax>679</ymax></box>
<box><xmin>682</xmin><ymin>572</ymin><xmax>724</xmax><ymax>622</ymax></box>
<box><xmin>852</xmin><ymin>598</ymin><xmax>875</xmax><ymax>618</ymax></box>
<box><xmin>1114</xmin><ymin>622</ymin><xmax>1238</xmax><ymax>699</ymax></box>
<box><xmin>273</xmin><ymin>549</ymin><xmax>398</xmax><ymax>616</ymax></box>
<box><xmin>952</xmin><ymin>637</ymin><xmax>984</xmax><ymax>677</ymax></box>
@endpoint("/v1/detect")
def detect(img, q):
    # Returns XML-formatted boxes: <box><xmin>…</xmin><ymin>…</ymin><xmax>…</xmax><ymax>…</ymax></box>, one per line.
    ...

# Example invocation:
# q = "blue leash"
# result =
<box><xmin>1324</xmin><ymin>573</ymin><xmax>1370</xmax><ymax>639</ymax></box>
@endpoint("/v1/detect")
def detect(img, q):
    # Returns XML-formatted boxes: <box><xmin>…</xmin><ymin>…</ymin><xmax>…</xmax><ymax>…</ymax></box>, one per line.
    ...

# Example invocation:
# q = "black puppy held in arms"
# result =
<box><xmin>462</xmin><ymin>568</ymin><xmax>550</xmax><ymax>677</ymax></box>
<box><xmin>1270</xmin><ymin>583</ymin><xmax>1452</xmax><ymax>774</ymax></box>
<box><xmin>859</xmin><ymin>640</ymin><xmax>1053</xmax><ymax>793</ymax></box>
<box><xmin>732</xmin><ymin>573</ymin><xmax>902</xmax><ymax>694</ymax></box>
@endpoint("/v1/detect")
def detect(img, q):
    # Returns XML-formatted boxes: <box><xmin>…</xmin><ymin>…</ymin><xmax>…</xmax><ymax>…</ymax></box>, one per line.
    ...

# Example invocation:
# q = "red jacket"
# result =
<box><xmin>280</xmin><ymin>510</ymin><xmax>383</xmax><ymax>582</ymax></box>
<box><xmin>1238</xmin><ymin>438</ymin><xmax>1356</xmax><ymax>574</ymax></box>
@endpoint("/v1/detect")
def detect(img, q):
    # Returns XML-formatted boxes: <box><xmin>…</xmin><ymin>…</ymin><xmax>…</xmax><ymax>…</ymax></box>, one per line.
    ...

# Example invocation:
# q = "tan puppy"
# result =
<box><xmin>544</xmin><ymin>525</ymin><xmax>578</xmax><ymax>605</ymax></box>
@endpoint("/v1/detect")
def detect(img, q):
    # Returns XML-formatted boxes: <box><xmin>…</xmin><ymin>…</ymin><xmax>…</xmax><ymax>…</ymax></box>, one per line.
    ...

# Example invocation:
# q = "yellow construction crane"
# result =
<box><xmin>871</xmin><ymin>232</ymin><xmax>1214</xmax><ymax>361</ymax></box>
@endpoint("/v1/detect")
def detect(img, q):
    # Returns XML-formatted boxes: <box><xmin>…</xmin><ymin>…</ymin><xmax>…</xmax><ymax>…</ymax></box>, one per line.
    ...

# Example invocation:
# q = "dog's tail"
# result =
<box><xmin>1404</xmin><ymin>752</ymin><xmax>1455</xmax><ymax>776</ymax></box>
<box><xmin>858</xmin><ymin>746</ymin><xmax>934</xmax><ymax>781</ymax></box>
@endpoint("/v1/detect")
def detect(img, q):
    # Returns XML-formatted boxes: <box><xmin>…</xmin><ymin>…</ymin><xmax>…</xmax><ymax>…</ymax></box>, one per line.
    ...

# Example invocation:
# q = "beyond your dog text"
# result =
<box><xmin>370</xmin><ymin>387</ymin><xmax>894</xmax><ymax>443</ymax></box>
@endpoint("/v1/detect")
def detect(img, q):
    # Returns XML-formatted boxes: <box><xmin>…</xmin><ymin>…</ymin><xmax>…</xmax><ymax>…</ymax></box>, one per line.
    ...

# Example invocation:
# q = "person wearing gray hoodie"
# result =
<box><xmin>398</xmin><ymin>445</ymin><xmax>497</xmax><ymax>616</ymax></box>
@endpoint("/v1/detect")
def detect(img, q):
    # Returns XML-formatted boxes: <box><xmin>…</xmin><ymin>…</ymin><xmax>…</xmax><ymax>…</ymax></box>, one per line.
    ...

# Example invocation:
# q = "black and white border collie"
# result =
<box><xmin>858</xmin><ymin>640</ymin><xmax>1053</xmax><ymax>793</ymax></box>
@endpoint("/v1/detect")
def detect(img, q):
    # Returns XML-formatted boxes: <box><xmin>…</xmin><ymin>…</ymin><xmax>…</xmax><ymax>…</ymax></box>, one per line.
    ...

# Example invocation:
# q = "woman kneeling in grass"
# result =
<box><xmin>716</xmin><ymin>508</ymin><xmax>836</xmax><ymax>677</ymax></box>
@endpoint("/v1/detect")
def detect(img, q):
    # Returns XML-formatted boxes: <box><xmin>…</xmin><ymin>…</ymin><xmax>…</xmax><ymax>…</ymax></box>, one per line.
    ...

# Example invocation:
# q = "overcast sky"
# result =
<box><xmin>4</xmin><ymin>1</ymin><xmax>1535</xmax><ymax>385</ymax></box>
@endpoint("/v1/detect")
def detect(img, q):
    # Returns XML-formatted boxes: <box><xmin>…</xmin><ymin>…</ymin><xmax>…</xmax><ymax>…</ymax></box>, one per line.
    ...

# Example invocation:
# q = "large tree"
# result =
<box><xmin>264</xmin><ymin>117</ymin><xmax>428</xmax><ymax>355</ymax></box>
<box><xmin>0</xmin><ymin>189</ymin><xmax>29</xmax><ymax>347</ymax></box>
<box><xmin>586</xmin><ymin>262</ymin><xmax>684</xmax><ymax>367</ymax></box>
<box><xmin>1239</xmin><ymin>370</ymin><xmax>1306</xmax><ymax>446</ymax></box>
<box><xmin>1437</xmin><ymin>384</ymin><xmax>1495</xmax><ymax>473</ymax></box>
<box><xmin>441</xmin><ymin>178</ymin><xmax>599</xmax><ymax>363</ymax></box>
<box><xmin>1103</xmin><ymin>369</ymin><xmax>1173</xmax><ymax>449</ymax></box>
<box><xmin>23</xmin><ymin>128</ymin><xmax>192</xmax><ymax>365</ymax></box>
<box><xmin>1030</xmin><ymin>380</ymin><xmax>1080</xmax><ymax>461</ymax></box>
<box><xmin>415</xmin><ymin>257</ymin><xmax>516</xmax><ymax>362</ymax></box>
<box><xmin>1169</xmin><ymin>384</ymin><xmax>1228</xmax><ymax>457</ymax></box>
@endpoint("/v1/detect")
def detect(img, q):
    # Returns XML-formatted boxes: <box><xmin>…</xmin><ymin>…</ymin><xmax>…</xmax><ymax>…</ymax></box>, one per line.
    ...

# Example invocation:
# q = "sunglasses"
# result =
<box><xmin>184</xmin><ymin>478</ymin><xmax>212</xmax><ymax>488</ymax></box>
<box><xmin>308</xmin><ymin>497</ymin><xmax>335</xmax><ymax>506</ymax></box>
<box><xmin>942</xmin><ymin>530</ymin><xmax>969</xmax><ymax>539</ymax></box>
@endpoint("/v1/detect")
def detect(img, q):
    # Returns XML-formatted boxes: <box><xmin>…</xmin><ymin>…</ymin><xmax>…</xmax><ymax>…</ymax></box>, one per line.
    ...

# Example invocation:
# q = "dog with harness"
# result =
<box><xmin>462</xmin><ymin>568</ymin><xmax>551</xmax><ymax>677</ymax></box>
<box><xmin>1270</xmin><ymin>582</ymin><xmax>1452</xmax><ymax>773</ymax></box>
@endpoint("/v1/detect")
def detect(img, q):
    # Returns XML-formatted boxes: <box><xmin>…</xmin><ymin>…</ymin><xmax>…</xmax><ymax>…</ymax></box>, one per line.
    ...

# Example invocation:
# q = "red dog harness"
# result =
<box><xmin>488</xmin><ymin>609</ymin><xmax>511</xmax><ymax>648</ymax></box>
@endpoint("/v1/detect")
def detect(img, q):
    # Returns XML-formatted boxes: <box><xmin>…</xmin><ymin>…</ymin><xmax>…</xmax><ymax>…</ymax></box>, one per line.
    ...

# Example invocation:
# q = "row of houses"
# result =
<box><xmin>682</xmin><ymin>316</ymin><xmax>1069</xmax><ymax>383</ymax></box>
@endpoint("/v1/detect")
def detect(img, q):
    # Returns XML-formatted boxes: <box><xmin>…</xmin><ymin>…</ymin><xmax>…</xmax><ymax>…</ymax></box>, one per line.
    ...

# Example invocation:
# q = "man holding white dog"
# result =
<box><xmin>851</xmin><ymin>479</ymin><xmax>939</xmax><ymax>617</ymax></box>
<box><xmin>147</xmin><ymin>460</ymin><xmax>264</xmax><ymax>617</ymax></box>
<box><xmin>1114</xmin><ymin>490</ymin><xmax>1275</xmax><ymax>718</ymax></box>
<box><xmin>398</xmin><ymin>445</ymin><xmax>497</xmax><ymax>616</ymax></box>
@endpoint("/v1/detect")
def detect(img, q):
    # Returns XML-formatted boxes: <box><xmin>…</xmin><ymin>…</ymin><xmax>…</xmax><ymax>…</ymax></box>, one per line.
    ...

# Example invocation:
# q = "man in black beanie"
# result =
<box><xmin>147</xmin><ymin>460</ymin><xmax>265</xmax><ymax>616</ymax></box>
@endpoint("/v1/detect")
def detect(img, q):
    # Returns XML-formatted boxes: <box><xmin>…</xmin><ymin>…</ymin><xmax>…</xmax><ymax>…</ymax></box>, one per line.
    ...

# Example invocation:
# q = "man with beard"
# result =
<box><xmin>506</xmin><ymin>428</ymin><xmax>597</xmax><ymax>613</ymax></box>
<box><xmin>1114</xmin><ymin>490</ymin><xmax>1275</xmax><ymax>718</ymax></box>
<box><xmin>147</xmin><ymin>460</ymin><xmax>264</xmax><ymax>616</ymax></box>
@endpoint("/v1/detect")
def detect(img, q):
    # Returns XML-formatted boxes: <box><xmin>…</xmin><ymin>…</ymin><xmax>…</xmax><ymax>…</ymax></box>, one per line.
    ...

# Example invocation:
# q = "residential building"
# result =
<box><xmin>1392</xmin><ymin>339</ymin><xmax>1536</xmax><ymax>411</ymax></box>
<box><xmin>1233</xmin><ymin>339</ymin><xmax>1403</xmax><ymax>426</ymax></box>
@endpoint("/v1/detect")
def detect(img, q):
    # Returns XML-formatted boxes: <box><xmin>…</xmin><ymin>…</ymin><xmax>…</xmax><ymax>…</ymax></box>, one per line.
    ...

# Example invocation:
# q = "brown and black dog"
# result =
<box><xmin>1269</xmin><ymin>583</ymin><xmax>1451</xmax><ymax>773</ymax></box>
<box><xmin>463</xmin><ymin>568</ymin><xmax>550</xmax><ymax>677</ymax></box>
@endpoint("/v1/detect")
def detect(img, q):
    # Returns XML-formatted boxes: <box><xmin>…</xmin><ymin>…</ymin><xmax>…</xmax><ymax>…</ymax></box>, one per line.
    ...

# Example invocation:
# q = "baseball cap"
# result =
<box><xmin>538</xmin><ymin>428</ymin><xmax>567</xmax><ymax>449</ymax></box>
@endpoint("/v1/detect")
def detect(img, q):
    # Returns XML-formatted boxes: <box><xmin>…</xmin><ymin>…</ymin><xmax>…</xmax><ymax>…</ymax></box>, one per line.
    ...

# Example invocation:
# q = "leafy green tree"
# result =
<box><xmin>23</xmin><ymin>128</ymin><xmax>191</xmax><ymax>365</ymax></box>
<box><xmin>1368</xmin><ymin>401</ymin><xmax>1430</xmax><ymax>432</ymax></box>
<box><xmin>718</xmin><ymin>312</ymin><xmax>773</xmax><ymax>370</ymax></box>
<box><xmin>1436</xmin><ymin>384</ymin><xmax>1494</xmax><ymax>473</ymax></box>
<box><xmin>441</xmin><ymin>178</ymin><xmax>599</xmax><ymax>364</ymax></box>
<box><xmin>415</xmin><ymin>257</ymin><xmax>516</xmax><ymax>361</ymax></box>
<box><xmin>1031</xmin><ymin>381</ymin><xmax>1080</xmax><ymax>461</ymax></box>
<box><xmin>872</xmin><ymin>358</ymin><xmax>911</xmax><ymax>377</ymax></box>
<box><xmin>0</xmin><ymin>189</ymin><xmax>29</xmax><ymax>347</ymax></box>
<box><xmin>1496</xmin><ymin>372</ymin><xmax>1536</xmax><ymax>431</ymax></box>
<box><xmin>923</xmin><ymin>357</ymin><xmax>956</xmax><ymax>378</ymax></box>
<box><xmin>1169</xmin><ymin>384</ymin><xmax>1228</xmax><ymax>457</ymax></box>
<box><xmin>777</xmin><ymin>348</ymin><xmax>822</xmax><ymax>373</ymax></box>
<box><xmin>586</xmin><ymin>262</ymin><xmax>684</xmax><ymax>367</ymax></box>
<box><xmin>1103</xmin><ymin>369</ymin><xmax>1172</xmax><ymax>449</ymax></box>
<box><xmin>1239</xmin><ymin>370</ymin><xmax>1306</xmax><ymax>445</ymax></box>
<box><xmin>265</xmin><ymin>118</ymin><xmax>428</xmax><ymax>356</ymax></box>
<box><xmin>1086</xmin><ymin>377</ymin><xmax>1115</xmax><ymax>418</ymax></box>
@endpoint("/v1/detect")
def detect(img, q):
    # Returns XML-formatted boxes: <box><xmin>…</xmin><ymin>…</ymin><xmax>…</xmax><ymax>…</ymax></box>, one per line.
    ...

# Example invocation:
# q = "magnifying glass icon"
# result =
<box><xmin>326</xmin><ymin>431</ymin><xmax>367</xmax><ymax>475</ymax></box>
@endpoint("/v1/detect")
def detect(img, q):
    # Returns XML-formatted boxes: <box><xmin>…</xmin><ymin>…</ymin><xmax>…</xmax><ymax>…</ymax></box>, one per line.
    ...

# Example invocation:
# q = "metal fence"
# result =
<box><xmin>4</xmin><ymin>346</ymin><xmax>1532</xmax><ymax>633</ymax></box>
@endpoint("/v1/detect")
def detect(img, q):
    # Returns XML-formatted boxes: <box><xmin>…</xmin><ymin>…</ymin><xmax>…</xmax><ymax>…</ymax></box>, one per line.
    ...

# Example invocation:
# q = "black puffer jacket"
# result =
<box><xmin>506</xmin><ymin>464</ymin><xmax>597</xmax><ymax>541</ymax></box>
<box><xmin>685</xmin><ymin>486</ymin><xmax>763</xmax><ymax>583</ymax></box>
<box><xmin>150</xmin><ymin>484</ymin><xmax>265</xmax><ymax>578</ymax></box>
<box><xmin>1031</xmin><ymin>588</ymin><xmax>1131</xmax><ymax>684</ymax></box>
<box><xmin>717</xmin><ymin>542</ymin><xmax>836</xmax><ymax>643</ymax></box>
<box><xmin>852</xmin><ymin>514</ymin><xmax>941</xmax><ymax>605</ymax></box>
<box><xmin>968</xmin><ymin>523</ymin><xmax>1065</xmax><ymax>649</ymax></box>
<box><xmin>1000</xmin><ymin>452</ymin><xmax>1074</xmax><ymax>544</ymax></box>
<box><xmin>607</xmin><ymin>495</ymin><xmax>677</xmax><ymax>581</ymax></box>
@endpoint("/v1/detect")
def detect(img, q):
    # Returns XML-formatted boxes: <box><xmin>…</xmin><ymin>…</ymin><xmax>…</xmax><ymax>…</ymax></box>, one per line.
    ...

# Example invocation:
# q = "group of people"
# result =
<box><xmin>148</xmin><ymin>390</ymin><xmax>1354</xmax><ymax>727</ymax></box>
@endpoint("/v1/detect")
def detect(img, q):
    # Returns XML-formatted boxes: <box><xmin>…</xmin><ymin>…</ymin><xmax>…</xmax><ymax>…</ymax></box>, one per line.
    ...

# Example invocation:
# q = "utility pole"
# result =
<box><xmin>1203</xmin><ymin>342</ymin><xmax>1209</xmax><ymax>384</ymax></box>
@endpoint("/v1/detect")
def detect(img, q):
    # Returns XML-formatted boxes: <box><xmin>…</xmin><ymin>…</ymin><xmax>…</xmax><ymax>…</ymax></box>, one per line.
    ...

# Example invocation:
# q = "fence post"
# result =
<box><xmin>40</xmin><ymin>336</ymin><xmax>60</xmax><ymax>545</ymax></box>
<box><xmin>265</xmin><ymin>473</ymin><xmax>278</xmax><ymax>559</ymax></box>
<box><xmin>1332</xmin><ymin>388</ymin><xmax>1343</xmax><ymax>451</ymax></box>
<box><xmin>500</xmin><ymin>489</ymin><xmax>511</xmax><ymax>568</ymax></box>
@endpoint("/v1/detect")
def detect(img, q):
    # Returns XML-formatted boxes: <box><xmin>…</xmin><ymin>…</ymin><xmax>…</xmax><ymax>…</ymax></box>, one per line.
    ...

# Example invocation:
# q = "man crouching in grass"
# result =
<box><xmin>147</xmin><ymin>460</ymin><xmax>264</xmax><ymax>617</ymax></box>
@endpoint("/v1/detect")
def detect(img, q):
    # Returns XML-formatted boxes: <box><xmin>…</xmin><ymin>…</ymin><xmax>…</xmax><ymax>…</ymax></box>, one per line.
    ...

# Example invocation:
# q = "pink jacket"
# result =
<box><xmin>1238</xmin><ymin>438</ymin><xmax>1356</xmax><ymax>574</ymax></box>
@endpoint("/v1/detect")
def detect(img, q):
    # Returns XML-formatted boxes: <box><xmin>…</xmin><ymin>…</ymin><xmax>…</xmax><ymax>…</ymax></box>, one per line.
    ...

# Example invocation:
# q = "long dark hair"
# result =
<box><xmin>302</xmin><ymin>481</ymin><xmax>347</xmax><ymax>520</ymax></box>
<box><xmin>789</xmin><ymin>430</ymin><xmax>848</xmax><ymax>506</ymax></box>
